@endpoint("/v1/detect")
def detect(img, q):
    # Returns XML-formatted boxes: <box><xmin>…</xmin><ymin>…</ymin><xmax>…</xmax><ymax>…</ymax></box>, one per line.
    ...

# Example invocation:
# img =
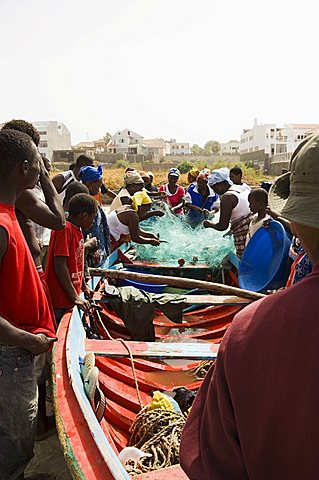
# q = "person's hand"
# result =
<box><xmin>74</xmin><ymin>296</ymin><xmax>91</xmax><ymax>312</ymax></box>
<box><xmin>149</xmin><ymin>238</ymin><xmax>161</xmax><ymax>247</ymax></box>
<box><xmin>92</xmin><ymin>251</ymin><xmax>101</xmax><ymax>265</ymax></box>
<box><xmin>152</xmin><ymin>210</ymin><xmax>165</xmax><ymax>217</ymax></box>
<box><xmin>83</xmin><ymin>284</ymin><xmax>94</xmax><ymax>300</ymax></box>
<box><xmin>202</xmin><ymin>209</ymin><xmax>210</xmax><ymax>217</ymax></box>
<box><xmin>203</xmin><ymin>220</ymin><xmax>214</xmax><ymax>228</ymax></box>
<box><xmin>27</xmin><ymin>333</ymin><xmax>57</xmax><ymax>356</ymax></box>
<box><xmin>266</xmin><ymin>206</ymin><xmax>278</xmax><ymax>220</ymax></box>
<box><xmin>262</xmin><ymin>218</ymin><xmax>270</xmax><ymax>229</ymax></box>
<box><xmin>85</xmin><ymin>236</ymin><xmax>98</xmax><ymax>250</ymax></box>
<box><xmin>159</xmin><ymin>191</ymin><xmax>167</xmax><ymax>198</ymax></box>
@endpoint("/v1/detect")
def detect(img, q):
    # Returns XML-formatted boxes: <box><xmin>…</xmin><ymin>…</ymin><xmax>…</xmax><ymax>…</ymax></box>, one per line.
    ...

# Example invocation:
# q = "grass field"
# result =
<box><xmin>51</xmin><ymin>161</ymin><xmax>272</xmax><ymax>192</ymax></box>
<box><xmin>101</xmin><ymin>165</ymin><xmax>271</xmax><ymax>191</ymax></box>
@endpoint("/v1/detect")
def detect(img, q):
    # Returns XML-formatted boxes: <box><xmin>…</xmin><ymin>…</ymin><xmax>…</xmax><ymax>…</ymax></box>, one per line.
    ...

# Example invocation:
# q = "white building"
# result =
<box><xmin>107</xmin><ymin>128</ymin><xmax>143</xmax><ymax>153</ymax></box>
<box><xmin>220</xmin><ymin>140</ymin><xmax>240</xmax><ymax>155</ymax></box>
<box><xmin>167</xmin><ymin>139</ymin><xmax>190</xmax><ymax>155</ymax></box>
<box><xmin>33</xmin><ymin>121</ymin><xmax>71</xmax><ymax>160</ymax></box>
<box><xmin>240</xmin><ymin>119</ymin><xmax>319</xmax><ymax>157</ymax></box>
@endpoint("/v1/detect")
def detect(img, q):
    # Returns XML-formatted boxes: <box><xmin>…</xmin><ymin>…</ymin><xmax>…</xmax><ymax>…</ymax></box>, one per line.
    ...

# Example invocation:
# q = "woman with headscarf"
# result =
<box><xmin>204</xmin><ymin>167</ymin><xmax>251</xmax><ymax>258</ymax></box>
<box><xmin>110</xmin><ymin>171</ymin><xmax>164</xmax><ymax>220</ymax></box>
<box><xmin>80</xmin><ymin>165</ymin><xmax>111</xmax><ymax>267</ymax></box>
<box><xmin>185</xmin><ymin>170</ymin><xmax>219</xmax><ymax>227</ymax></box>
<box><xmin>187</xmin><ymin>167</ymin><xmax>200</xmax><ymax>187</ymax></box>
<box><xmin>159</xmin><ymin>168</ymin><xmax>185</xmax><ymax>214</ymax></box>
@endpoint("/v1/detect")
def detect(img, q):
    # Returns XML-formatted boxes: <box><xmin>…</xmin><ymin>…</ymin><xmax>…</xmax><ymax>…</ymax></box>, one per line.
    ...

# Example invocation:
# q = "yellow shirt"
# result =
<box><xmin>132</xmin><ymin>189</ymin><xmax>151</xmax><ymax>211</ymax></box>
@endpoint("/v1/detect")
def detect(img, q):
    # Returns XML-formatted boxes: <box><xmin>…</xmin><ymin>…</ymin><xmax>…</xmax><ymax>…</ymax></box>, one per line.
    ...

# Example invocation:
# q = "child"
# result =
<box><xmin>45</xmin><ymin>193</ymin><xmax>98</xmax><ymax>324</ymax></box>
<box><xmin>246</xmin><ymin>187</ymin><xmax>269</xmax><ymax>244</ymax></box>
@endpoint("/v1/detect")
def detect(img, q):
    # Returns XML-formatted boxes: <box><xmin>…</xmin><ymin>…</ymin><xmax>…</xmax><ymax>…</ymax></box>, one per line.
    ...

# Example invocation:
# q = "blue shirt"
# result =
<box><xmin>83</xmin><ymin>206</ymin><xmax>110</xmax><ymax>267</ymax></box>
<box><xmin>185</xmin><ymin>183</ymin><xmax>219</xmax><ymax>227</ymax></box>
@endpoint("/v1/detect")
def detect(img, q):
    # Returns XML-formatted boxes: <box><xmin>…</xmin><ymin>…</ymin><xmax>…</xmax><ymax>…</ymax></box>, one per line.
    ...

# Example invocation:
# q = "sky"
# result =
<box><xmin>1</xmin><ymin>0</ymin><xmax>319</xmax><ymax>146</ymax></box>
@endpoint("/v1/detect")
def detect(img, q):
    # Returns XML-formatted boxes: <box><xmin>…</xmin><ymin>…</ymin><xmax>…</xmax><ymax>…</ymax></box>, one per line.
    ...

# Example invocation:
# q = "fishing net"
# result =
<box><xmin>134</xmin><ymin>205</ymin><xmax>235</xmax><ymax>269</ymax></box>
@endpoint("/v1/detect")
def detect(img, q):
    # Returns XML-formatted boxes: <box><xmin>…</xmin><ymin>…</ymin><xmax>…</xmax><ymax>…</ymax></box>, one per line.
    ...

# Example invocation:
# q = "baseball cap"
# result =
<box><xmin>168</xmin><ymin>167</ymin><xmax>180</xmax><ymax>177</ymax></box>
<box><xmin>268</xmin><ymin>134</ymin><xmax>319</xmax><ymax>229</ymax></box>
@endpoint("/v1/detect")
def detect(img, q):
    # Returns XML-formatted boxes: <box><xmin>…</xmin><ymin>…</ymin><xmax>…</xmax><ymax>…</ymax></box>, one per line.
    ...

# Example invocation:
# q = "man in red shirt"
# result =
<box><xmin>45</xmin><ymin>193</ymin><xmax>98</xmax><ymax>324</ymax></box>
<box><xmin>180</xmin><ymin>134</ymin><xmax>319</xmax><ymax>479</ymax></box>
<box><xmin>0</xmin><ymin>129</ymin><xmax>57</xmax><ymax>479</ymax></box>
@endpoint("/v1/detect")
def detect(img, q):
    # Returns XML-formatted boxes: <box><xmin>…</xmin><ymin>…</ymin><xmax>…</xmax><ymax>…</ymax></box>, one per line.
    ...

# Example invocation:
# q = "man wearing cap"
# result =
<box><xmin>204</xmin><ymin>167</ymin><xmax>251</xmax><ymax>258</ymax></box>
<box><xmin>180</xmin><ymin>134</ymin><xmax>319</xmax><ymax>479</ymax></box>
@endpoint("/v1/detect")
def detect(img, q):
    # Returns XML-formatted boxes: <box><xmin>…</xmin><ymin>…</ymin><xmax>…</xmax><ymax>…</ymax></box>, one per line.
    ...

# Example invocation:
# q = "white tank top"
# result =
<box><xmin>225</xmin><ymin>186</ymin><xmax>250</xmax><ymax>224</ymax></box>
<box><xmin>58</xmin><ymin>170</ymin><xmax>76</xmax><ymax>202</ymax></box>
<box><xmin>107</xmin><ymin>210</ymin><xmax>130</xmax><ymax>241</ymax></box>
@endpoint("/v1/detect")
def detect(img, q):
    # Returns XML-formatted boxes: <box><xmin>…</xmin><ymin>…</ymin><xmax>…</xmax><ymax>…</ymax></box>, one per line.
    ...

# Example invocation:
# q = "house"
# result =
<box><xmin>239</xmin><ymin>119</ymin><xmax>319</xmax><ymax>171</ymax></box>
<box><xmin>107</xmin><ymin>128</ymin><xmax>144</xmax><ymax>154</ymax></box>
<box><xmin>167</xmin><ymin>139</ymin><xmax>190</xmax><ymax>155</ymax></box>
<box><xmin>32</xmin><ymin>121</ymin><xmax>71</xmax><ymax>160</ymax></box>
<box><xmin>141</xmin><ymin>138</ymin><xmax>170</xmax><ymax>157</ymax></box>
<box><xmin>220</xmin><ymin>140</ymin><xmax>240</xmax><ymax>155</ymax></box>
<box><xmin>72</xmin><ymin>139</ymin><xmax>108</xmax><ymax>158</ymax></box>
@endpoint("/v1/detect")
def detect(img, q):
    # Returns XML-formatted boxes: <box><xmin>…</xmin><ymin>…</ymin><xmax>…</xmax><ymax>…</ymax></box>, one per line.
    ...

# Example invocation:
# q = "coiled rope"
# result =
<box><xmin>126</xmin><ymin>406</ymin><xmax>186</xmax><ymax>474</ymax></box>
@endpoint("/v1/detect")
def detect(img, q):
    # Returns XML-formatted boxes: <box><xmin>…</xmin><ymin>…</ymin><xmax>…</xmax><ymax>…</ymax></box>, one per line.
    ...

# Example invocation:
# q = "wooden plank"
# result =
<box><xmin>85</xmin><ymin>339</ymin><xmax>219</xmax><ymax>360</ymax></box>
<box><xmin>184</xmin><ymin>294</ymin><xmax>249</xmax><ymax>305</ymax></box>
<box><xmin>89</xmin><ymin>267</ymin><xmax>265</xmax><ymax>301</ymax></box>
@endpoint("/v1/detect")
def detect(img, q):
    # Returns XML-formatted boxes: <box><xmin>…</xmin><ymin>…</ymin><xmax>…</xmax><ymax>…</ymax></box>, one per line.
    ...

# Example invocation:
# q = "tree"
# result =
<box><xmin>191</xmin><ymin>144</ymin><xmax>206</xmax><ymax>155</ymax></box>
<box><xmin>103</xmin><ymin>132</ymin><xmax>112</xmax><ymax>144</ymax></box>
<box><xmin>204</xmin><ymin>140</ymin><xmax>220</xmax><ymax>154</ymax></box>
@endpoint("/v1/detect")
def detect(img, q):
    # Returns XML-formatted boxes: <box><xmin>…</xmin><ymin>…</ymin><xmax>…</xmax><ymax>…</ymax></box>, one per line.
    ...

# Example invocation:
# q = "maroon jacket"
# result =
<box><xmin>180</xmin><ymin>264</ymin><xmax>319</xmax><ymax>480</ymax></box>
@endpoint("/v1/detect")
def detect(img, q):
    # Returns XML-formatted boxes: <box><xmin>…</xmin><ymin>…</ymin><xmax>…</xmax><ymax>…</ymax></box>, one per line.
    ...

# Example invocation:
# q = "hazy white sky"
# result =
<box><xmin>1</xmin><ymin>0</ymin><xmax>319</xmax><ymax>146</ymax></box>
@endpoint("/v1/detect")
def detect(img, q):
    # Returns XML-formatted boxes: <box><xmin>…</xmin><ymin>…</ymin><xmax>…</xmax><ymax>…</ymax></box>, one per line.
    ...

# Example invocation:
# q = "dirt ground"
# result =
<box><xmin>25</xmin><ymin>432</ymin><xmax>72</xmax><ymax>480</ymax></box>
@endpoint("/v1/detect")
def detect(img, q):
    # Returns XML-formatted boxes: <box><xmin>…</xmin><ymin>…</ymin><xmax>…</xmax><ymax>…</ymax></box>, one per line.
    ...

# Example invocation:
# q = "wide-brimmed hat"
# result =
<box><xmin>268</xmin><ymin>134</ymin><xmax>319</xmax><ymax>229</ymax></box>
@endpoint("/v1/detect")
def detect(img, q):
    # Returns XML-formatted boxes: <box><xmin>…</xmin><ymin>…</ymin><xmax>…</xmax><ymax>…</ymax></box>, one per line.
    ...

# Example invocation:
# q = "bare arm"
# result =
<box><xmin>171</xmin><ymin>195</ymin><xmax>185</xmax><ymax>213</ymax></box>
<box><xmin>51</xmin><ymin>173</ymin><xmax>65</xmax><ymax>193</ymax></box>
<box><xmin>184</xmin><ymin>202</ymin><xmax>203</xmax><ymax>213</ymax></box>
<box><xmin>0</xmin><ymin>227</ymin><xmax>56</xmax><ymax>353</ymax></box>
<box><xmin>204</xmin><ymin>194</ymin><xmax>238</xmax><ymax>231</ymax></box>
<box><xmin>120</xmin><ymin>211</ymin><xmax>160</xmax><ymax>245</ymax></box>
<box><xmin>16</xmin><ymin>162</ymin><xmax>65</xmax><ymax>230</ymax></box>
<box><xmin>268</xmin><ymin>209</ymin><xmax>292</xmax><ymax>235</ymax></box>
<box><xmin>15</xmin><ymin>209</ymin><xmax>42</xmax><ymax>265</ymax></box>
<box><xmin>138</xmin><ymin>204</ymin><xmax>164</xmax><ymax>220</ymax></box>
<box><xmin>54</xmin><ymin>256</ymin><xmax>90</xmax><ymax>311</ymax></box>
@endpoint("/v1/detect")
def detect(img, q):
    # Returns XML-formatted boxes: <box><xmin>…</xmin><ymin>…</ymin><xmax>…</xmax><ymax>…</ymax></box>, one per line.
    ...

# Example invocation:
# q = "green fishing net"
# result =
<box><xmin>134</xmin><ymin>209</ymin><xmax>235</xmax><ymax>268</ymax></box>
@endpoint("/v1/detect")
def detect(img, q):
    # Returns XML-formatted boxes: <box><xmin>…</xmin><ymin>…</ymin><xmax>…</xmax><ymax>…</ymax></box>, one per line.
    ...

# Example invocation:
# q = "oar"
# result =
<box><xmin>89</xmin><ymin>268</ymin><xmax>265</xmax><ymax>301</ymax></box>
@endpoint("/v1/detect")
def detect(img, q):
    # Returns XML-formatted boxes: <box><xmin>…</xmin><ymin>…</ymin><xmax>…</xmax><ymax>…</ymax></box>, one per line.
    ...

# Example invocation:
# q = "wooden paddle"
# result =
<box><xmin>89</xmin><ymin>268</ymin><xmax>265</xmax><ymax>301</ymax></box>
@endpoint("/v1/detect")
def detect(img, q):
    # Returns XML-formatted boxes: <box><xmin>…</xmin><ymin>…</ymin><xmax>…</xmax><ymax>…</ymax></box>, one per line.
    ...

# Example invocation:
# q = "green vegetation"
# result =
<box><xmin>177</xmin><ymin>160</ymin><xmax>194</xmax><ymax>173</ymax></box>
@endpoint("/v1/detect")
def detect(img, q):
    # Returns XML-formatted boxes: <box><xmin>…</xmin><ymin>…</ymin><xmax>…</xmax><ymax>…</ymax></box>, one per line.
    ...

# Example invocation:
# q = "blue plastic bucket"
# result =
<box><xmin>120</xmin><ymin>278</ymin><xmax>166</xmax><ymax>294</ymax></box>
<box><xmin>119</xmin><ymin>268</ymin><xmax>167</xmax><ymax>294</ymax></box>
<box><xmin>238</xmin><ymin>220</ymin><xmax>291</xmax><ymax>293</ymax></box>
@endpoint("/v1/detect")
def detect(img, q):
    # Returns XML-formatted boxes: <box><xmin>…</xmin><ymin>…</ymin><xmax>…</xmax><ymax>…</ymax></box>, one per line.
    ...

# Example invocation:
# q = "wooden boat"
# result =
<box><xmin>53</xmin><ymin>306</ymin><xmax>219</xmax><ymax>479</ymax></box>
<box><xmin>53</xmin><ymin>247</ymin><xmax>262</xmax><ymax>478</ymax></box>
